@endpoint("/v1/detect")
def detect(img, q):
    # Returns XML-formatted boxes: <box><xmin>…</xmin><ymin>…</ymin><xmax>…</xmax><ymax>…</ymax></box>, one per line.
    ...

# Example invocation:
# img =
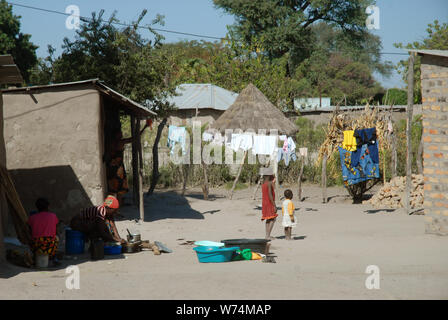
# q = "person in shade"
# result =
<box><xmin>261</xmin><ymin>169</ymin><xmax>278</xmax><ymax>240</ymax></box>
<box><xmin>27</xmin><ymin>198</ymin><xmax>61</xmax><ymax>266</ymax></box>
<box><xmin>69</xmin><ymin>195</ymin><xmax>125</xmax><ymax>244</ymax></box>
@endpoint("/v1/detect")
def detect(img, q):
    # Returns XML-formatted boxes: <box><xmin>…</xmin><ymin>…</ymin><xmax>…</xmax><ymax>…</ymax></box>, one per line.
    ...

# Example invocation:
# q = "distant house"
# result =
<box><xmin>167</xmin><ymin>83</ymin><xmax>238</xmax><ymax>126</ymax></box>
<box><xmin>294</xmin><ymin>97</ymin><xmax>332</xmax><ymax>111</ymax></box>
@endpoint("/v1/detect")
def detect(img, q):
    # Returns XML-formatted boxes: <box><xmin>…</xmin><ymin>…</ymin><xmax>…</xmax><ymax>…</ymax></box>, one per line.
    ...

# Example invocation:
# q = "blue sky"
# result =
<box><xmin>8</xmin><ymin>0</ymin><xmax>448</xmax><ymax>89</ymax></box>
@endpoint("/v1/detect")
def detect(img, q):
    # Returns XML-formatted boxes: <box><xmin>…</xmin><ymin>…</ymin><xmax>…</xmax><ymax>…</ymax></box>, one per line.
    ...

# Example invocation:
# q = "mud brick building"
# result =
<box><xmin>412</xmin><ymin>50</ymin><xmax>448</xmax><ymax>235</ymax></box>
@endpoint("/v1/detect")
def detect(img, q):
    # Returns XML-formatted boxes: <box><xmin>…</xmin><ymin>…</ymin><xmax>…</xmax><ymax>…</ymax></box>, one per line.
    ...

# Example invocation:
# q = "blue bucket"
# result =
<box><xmin>193</xmin><ymin>246</ymin><xmax>239</xmax><ymax>263</ymax></box>
<box><xmin>65</xmin><ymin>229</ymin><xmax>85</xmax><ymax>255</ymax></box>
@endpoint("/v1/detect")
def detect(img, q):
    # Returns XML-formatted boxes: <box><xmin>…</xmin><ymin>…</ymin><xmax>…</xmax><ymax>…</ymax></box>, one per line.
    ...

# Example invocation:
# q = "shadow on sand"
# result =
<box><xmin>120</xmin><ymin>190</ymin><xmax>208</xmax><ymax>222</ymax></box>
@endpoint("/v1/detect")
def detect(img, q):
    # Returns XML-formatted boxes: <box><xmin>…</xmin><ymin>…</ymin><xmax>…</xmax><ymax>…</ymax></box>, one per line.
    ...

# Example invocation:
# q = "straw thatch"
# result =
<box><xmin>318</xmin><ymin>104</ymin><xmax>391</xmax><ymax>163</ymax></box>
<box><xmin>210</xmin><ymin>83</ymin><xmax>298</xmax><ymax>135</ymax></box>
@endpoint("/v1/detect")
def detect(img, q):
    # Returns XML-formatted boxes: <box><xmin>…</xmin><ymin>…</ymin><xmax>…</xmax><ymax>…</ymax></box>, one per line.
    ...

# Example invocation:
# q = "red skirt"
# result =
<box><xmin>261</xmin><ymin>182</ymin><xmax>277</xmax><ymax>220</ymax></box>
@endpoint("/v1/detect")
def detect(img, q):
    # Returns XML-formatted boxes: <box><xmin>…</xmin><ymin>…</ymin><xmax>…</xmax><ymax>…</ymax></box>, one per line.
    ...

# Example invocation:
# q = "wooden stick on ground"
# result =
<box><xmin>229</xmin><ymin>151</ymin><xmax>247</xmax><ymax>200</ymax></box>
<box><xmin>252</xmin><ymin>175</ymin><xmax>262</xmax><ymax>200</ymax></box>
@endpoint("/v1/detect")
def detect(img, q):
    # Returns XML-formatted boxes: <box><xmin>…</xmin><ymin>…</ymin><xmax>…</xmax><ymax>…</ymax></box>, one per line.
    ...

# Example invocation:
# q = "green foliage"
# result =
<box><xmin>0</xmin><ymin>0</ymin><xmax>38</xmax><ymax>83</ymax></box>
<box><xmin>394</xmin><ymin>20</ymin><xmax>448</xmax><ymax>104</ymax></box>
<box><xmin>382</xmin><ymin>88</ymin><xmax>407</xmax><ymax>105</ymax></box>
<box><xmin>225</xmin><ymin>181</ymin><xmax>248</xmax><ymax>190</ymax></box>
<box><xmin>30</xmin><ymin>9</ymin><xmax>176</xmax><ymax>116</ymax></box>
<box><xmin>213</xmin><ymin>0</ymin><xmax>374</xmax><ymax>66</ymax></box>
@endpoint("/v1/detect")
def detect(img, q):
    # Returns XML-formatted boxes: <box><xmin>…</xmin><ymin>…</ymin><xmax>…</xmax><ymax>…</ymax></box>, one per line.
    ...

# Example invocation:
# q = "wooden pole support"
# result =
<box><xmin>322</xmin><ymin>154</ymin><xmax>327</xmax><ymax>204</ymax></box>
<box><xmin>406</xmin><ymin>52</ymin><xmax>415</xmax><ymax>215</ymax></box>
<box><xmin>298</xmin><ymin>155</ymin><xmax>305</xmax><ymax>201</ymax></box>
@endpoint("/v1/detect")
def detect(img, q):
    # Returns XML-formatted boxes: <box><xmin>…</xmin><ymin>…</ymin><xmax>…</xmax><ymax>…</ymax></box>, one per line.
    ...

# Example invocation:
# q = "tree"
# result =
<box><xmin>394</xmin><ymin>20</ymin><xmax>448</xmax><ymax>103</ymax></box>
<box><xmin>213</xmin><ymin>0</ymin><xmax>375</xmax><ymax>71</ymax></box>
<box><xmin>158</xmin><ymin>40</ymin><xmax>300</xmax><ymax>109</ymax></box>
<box><xmin>34</xmin><ymin>9</ymin><xmax>177</xmax><ymax>195</ymax></box>
<box><xmin>0</xmin><ymin>0</ymin><xmax>38</xmax><ymax>83</ymax></box>
<box><xmin>295</xmin><ymin>49</ymin><xmax>383</xmax><ymax>105</ymax></box>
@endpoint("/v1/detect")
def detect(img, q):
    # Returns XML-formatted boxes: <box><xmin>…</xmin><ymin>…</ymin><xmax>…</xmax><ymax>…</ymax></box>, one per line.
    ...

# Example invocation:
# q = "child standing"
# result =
<box><xmin>261</xmin><ymin>171</ymin><xmax>277</xmax><ymax>240</ymax></box>
<box><xmin>282</xmin><ymin>189</ymin><xmax>297</xmax><ymax>240</ymax></box>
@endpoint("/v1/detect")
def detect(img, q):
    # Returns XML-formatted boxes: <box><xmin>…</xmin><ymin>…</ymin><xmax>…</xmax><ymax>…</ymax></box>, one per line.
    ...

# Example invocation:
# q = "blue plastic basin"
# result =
<box><xmin>104</xmin><ymin>245</ymin><xmax>122</xmax><ymax>255</ymax></box>
<box><xmin>193</xmin><ymin>246</ymin><xmax>239</xmax><ymax>263</ymax></box>
<box><xmin>194</xmin><ymin>241</ymin><xmax>224</xmax><ymax>247</ymax></box>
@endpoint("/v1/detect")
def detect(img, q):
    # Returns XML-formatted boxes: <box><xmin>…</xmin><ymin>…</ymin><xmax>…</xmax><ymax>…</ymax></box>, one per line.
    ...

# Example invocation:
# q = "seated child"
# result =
<box><xmin>281</xmin><ymin>189</ymin><xmax>297</xmax><ymax>240</ymax></box>
<box><xmin>27</xmin><ymin>198</ymin><xmax>60</xmax><ymax>265</ymax></box>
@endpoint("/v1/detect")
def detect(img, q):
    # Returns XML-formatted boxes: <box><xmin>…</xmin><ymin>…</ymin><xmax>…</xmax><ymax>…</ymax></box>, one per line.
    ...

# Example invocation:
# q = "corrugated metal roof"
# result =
<box><xmin>2</xmin><ymin>79</ymin><xmax>156</xmax><ymax>117</ymax></box>
<box><xmin>408</xmin><ymin>49</ymin><xmax>448</xmax><ymax>58</ymax></box>
<box><xmin>167</xmin><ymin>83</ymin><xmax>238</xmax><ymax>111</ymax></box>
<box><xmin>297</xmin><ymin>105</ymin><xmax>407</xmax><ymax>113</ymax></box>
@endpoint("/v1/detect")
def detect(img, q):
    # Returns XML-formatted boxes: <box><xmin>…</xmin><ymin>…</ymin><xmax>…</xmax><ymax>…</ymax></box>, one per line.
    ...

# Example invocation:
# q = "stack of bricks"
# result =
<box><xmin>420</xmin><ymin>52</ymin><xmax>448</xmax><ymax>235</ymax></box>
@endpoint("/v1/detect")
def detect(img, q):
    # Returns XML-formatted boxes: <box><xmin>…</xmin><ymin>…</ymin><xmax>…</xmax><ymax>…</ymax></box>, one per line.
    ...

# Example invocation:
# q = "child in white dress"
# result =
<box><xmin>282</xmin><ymin>189</ymin><xmax>297</xmax><ymax>240</ymax></box>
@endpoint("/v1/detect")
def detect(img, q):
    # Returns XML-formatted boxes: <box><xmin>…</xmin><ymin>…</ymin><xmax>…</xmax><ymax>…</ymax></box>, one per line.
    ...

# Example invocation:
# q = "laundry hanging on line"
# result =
<box><xmin>277</xmin><ymin>148</ymin><xmax>297</xmax><ymax>166</ymax></box>
<box><xmin>252</xmin><ymin>135</ymin><xmax>277</xmax><ymax>156</ymax></box>
<box><xmin>230</xmin><ymin>133</ymin><xmax>253</xmax><ymax>152</ymax></box>
<box><xmin>167</xmin><ymin>125</ymin><xmax>187</xmax><ymax>156</ymax></box>
<box><xmin>338</xmin><ymin>144</ymin><xmax>379</xmax><ymax>186</ymax></box>
<box><xmin>342</xmin><ymin>130</ymin><xmax>357</xmax><ymax>152</ymax></box>
<box><xmin>351</xmin><ymin>127</ymin><xmax>379</xmax><ymax>167</ymax></box>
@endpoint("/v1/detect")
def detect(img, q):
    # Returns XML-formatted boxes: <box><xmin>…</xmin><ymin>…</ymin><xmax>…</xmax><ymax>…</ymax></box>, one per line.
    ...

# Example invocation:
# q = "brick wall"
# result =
<box><xmin>421</xmin><ymin>54</ymin><xmax>448</xmax><ymax>235</ymax></box>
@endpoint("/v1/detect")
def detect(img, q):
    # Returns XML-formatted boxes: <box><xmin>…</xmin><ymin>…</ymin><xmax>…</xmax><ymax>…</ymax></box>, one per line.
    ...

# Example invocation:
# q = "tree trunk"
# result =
<box><xmin>136</xmin><ymin>118</ymin><xmax>144</xmax><ymax>222</ymax></box>
<box><xmin>391</xmin><ymin>133</ymin><xmax>397</xmax><ymax>178</ymax></box>
<box><xmin>131</xmin><ymin>116</ymin><xmax>139</xmax><ymax>206</ymax></box>
<box><xmin>201</xmin><ymin>160</ymin><xmax>209</xmax><ymax>200</ymax></box>
<box><xmin>406</xmin><ymin>53</ymin><xmax>415</xmax><ymax>215</ymax></box>
<box><xmin>147</xmin><ymin>118</ymin><xmax>167</xmax><ymax>196</ymax></box>
<box><xmin>181</xmin><ymin>164</ymin><xmax>188</xmax><ymax>196</ymax></box>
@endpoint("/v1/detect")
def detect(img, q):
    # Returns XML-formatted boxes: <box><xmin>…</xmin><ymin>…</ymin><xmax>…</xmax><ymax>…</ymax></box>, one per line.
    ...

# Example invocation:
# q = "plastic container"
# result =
<box><xmin>104</xmin><ymin>245</ymin><xmax>122</xmax><ymax>255</ymax></box>
<box><xmin>90</xmin><ymin>239</ymin><xmax>104</xmax><ymax>260</ymax></box>
<box><xmin>221</xmin><ymin>239</ymin><xmax>269</xmax><ymax>253</ymax></box>
<box><xmin>194</xmin><ymin>241</ymin><xmax>224</xmax><ymax>247</ymax></box>
<box><xmin>35</xmin><ymin>253</ymin><xmax>49</xmax><ymax>268</ymax></box>
<box><xmin>65</xmin><ymin>229</ymin><xmax>85</xmax><ymax>255</ymax></box>
<box><xmin>193</xmin><ymin>246</ymin><xmax>239</xmax><ymax>263</ymax></box>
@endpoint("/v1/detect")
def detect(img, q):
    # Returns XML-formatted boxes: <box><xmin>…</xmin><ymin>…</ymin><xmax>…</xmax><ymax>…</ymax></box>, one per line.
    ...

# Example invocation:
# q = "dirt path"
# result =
<box><xmin>1</xmin><ymin>184</ymin><xmax>447</xmax><ymax>299</ymax></box>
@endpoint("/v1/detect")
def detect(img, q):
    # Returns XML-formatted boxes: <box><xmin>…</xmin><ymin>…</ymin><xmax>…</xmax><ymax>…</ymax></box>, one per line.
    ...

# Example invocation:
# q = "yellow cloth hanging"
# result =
<box><xmin>343</xmin><ymin>130</ymin><xmax>357</xmax><ymax>151</ymax></box>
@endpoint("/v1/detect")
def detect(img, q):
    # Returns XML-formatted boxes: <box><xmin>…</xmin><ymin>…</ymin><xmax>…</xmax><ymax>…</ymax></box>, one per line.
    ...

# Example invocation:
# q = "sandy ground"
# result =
<box><xmin>1</xmin><ymin>183</ymin><xmax>447</xmax><ymax>300</ymax></box>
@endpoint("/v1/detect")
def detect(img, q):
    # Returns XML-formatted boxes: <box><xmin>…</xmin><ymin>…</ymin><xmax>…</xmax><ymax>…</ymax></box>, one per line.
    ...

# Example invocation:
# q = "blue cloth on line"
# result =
<box><xmin>339</xmin><ymin>145</ymin><xmax>379</xmax><ymax>186</ymax></box>
<box><xmin>351</xmin><ymin>128</ymin><xmax>379</xmax><ymax>167</ymax></box>
<box><xmin>277</xmin><ymin>148</ymin><xmax>297</xmax><ymax>166</ymax></box>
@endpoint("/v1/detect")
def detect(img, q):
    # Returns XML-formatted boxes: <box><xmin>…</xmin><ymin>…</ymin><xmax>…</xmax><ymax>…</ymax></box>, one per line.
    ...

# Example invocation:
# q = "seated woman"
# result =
<box><xmin>27</xmin><ymin>198</ymin><xmax>60</xmax><ymax>266</ymax></box>
<box><xmin>106</xmin><ymin>124</ymin><xmax>149</xmax><ymax>207</ymax></box>
<box><xmin>70</xmin><ymin>195</ymin><xmax>125</xmax><ymax>244</ymax></box>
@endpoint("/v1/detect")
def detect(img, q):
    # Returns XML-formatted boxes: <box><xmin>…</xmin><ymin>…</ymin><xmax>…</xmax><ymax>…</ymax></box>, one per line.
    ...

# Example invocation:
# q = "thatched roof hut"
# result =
<box><xmin>210</xmin><ymin>83</ymin><xmax>298</xmax><ymax>135</ymax></box>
